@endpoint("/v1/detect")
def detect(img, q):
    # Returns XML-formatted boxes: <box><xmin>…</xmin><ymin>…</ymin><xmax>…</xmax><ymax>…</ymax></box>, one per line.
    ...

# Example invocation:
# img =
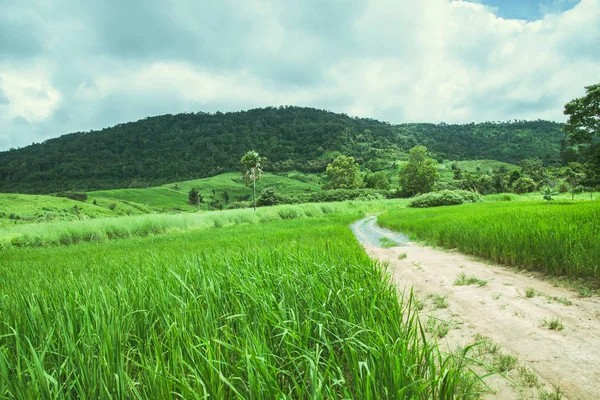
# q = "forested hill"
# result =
<box><xmin>0</xmin><ymin>106</ymin><xmax>565</xmax><ymax>193</ymax></box>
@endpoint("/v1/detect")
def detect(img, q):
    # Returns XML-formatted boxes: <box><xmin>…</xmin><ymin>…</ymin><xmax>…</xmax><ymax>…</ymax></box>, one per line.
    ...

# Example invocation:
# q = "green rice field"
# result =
<box><xmin>0</xmin><ymin>214</ymin><xmax>478</xmax><ymax>398</ymax></box>
<box><xmin>378</xmin><ymin>200</ymin><xmax>600</xmax><ymax>283</ymax></box>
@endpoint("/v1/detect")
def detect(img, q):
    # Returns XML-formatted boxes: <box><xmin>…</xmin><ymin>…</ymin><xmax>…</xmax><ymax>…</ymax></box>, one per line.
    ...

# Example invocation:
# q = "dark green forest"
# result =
<box><xmin>0</xmin><ymin>106</ymin><xmax>566</xmax><ymax>193</ymax></box>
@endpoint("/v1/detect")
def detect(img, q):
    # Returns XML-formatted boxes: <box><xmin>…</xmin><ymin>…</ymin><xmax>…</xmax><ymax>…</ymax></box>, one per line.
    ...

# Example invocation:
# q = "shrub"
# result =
<box><xmin>408</xmin><ymin>190</ymin><xmax>483</xmax><ymax>208</ymax></box>
<box><xmin>228</xmin><ymin>201</ymin><xmax>251</xmax><ymax>209</ymax></box>
<box><xmin>558</xmin><ymin>181</ymin><xmax>569</xmax><ymax>193</ymax></box>
<box><xmin>512</xmin><ymin>177</ymin><xmax>536</xmax><ymax>194</ymax></box>
<box><xmin>257</xmin><ymin>187</ymin><xmax>291</xmax><ymax>206</ymax></box>
<box><xmin>293</xmin><ymin>189</ymin><xmax>391</xmax><ymax>204</ymax></box>
<box><xmin>108</xmin><ymin>203</ymin><xmax>117</xmax><ymax>210</ymax></box>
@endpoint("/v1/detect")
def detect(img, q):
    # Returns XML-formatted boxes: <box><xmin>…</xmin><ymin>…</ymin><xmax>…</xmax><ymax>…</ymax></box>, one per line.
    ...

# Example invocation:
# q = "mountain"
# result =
<box><xmin>0</xmin><ymin>106</ymin><xmax>565</xmax><ymax>193</ymax></box>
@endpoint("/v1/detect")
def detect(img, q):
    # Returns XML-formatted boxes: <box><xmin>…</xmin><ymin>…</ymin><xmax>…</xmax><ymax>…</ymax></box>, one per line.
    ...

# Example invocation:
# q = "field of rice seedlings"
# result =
<box><xmin>378</xmin><ymin>200</ymin><xmax>600</xmax><ymax>283</ymax></box>
<box><xmin>0</xmin><ymin>200</ymin><xmax>405</xmax><ymax>250</ymax></box>
<box><xmin>0</xmin><ymin>215</ymin><xmax>479</xmax><ymax>398</ymax></box>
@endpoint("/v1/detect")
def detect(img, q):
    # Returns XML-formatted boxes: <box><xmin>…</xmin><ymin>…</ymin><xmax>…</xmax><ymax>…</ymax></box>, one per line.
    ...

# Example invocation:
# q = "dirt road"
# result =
<box><xmin>352</xmin><ymin>217</ymin><xmax>600</xmax><ymax>399</ymax></box>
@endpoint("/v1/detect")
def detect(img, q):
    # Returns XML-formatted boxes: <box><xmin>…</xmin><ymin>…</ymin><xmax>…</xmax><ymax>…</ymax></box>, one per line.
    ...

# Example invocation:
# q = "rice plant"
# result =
<box><xmin>378</xmin><ymin>201</ymin><xmax>600</xmax><ymax>282</ymax></box>
<box><xmin>0</xmin><ymin>215</ymin><xmax>480</xmax><ymax>398</ymax></box>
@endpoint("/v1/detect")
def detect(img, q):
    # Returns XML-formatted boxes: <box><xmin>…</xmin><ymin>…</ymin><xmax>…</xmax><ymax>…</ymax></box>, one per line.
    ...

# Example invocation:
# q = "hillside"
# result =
<box><xmin>0</xmin><ymin>106</ymin><xmax>565</xmax><ymax>193</ymax></box>
<box><xmin>89</xmin><ymin>172</ymin><xmax>322</xmax><ymax>211</ymax></box>
<box><xmin>0</xmin><ymin>193</ymin><xmax>154</xmax><ymax>227</ymax></box>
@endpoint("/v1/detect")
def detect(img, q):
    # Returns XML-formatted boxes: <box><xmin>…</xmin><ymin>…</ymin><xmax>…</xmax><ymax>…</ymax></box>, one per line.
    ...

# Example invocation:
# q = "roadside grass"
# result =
<box><xmin>379</xmin><ymin>237</ymin><xmax>397</xmax><ymax>248</ymax></box>
<box><xmin>542</xmin><ymin>317</ymin><xmax>564</xmax><ymax>331</ymax></box>
<box><xmin>0</xmin><ymin>215</ymin><xmax>481</xmax><ymax>398</ymax></box>
<box><xmin>454</xmin><ymin>272</ymin><xmax>488</xmax><ymax>287</ymax></box>
<box><xmin>378</xmin><ymin>200</ymin><xmax>600</xmax><ymax>283</ymax></box>
<box><xmin>0</xmin><ymin>199</ymin><xmax>400</xmax><ymax>250</ymax></box>
<box><xmin>428</xmin><ymin>293</ymin><xmax>449</xmax><ymax>309</ymax></box>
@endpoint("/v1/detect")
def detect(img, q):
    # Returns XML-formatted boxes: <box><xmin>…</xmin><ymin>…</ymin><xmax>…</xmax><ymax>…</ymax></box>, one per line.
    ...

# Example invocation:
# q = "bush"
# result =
<box><xmin>257</xmin><ymin>187</ymin><xmax>291</xmax><ymax>206</ymax></box>
<box><xmin>355</xmin><ymin>193</ymin><xmax>386</xmax><ymax>201</ymax></box>
<box><xmin>512</xmin><ymin>177</ymin><xmax>536</xmax><ymax>194</ymax></box>
<box><xmin>228</xmin><ymin>201</ymin><xmax>251</xmax><ymax>209</ymax></box>
<box><xmin>108</xmin><ymin>203</ymin><xmax>117</xmax><ymax>210</ymax></box>
<box><xmin>558</xmin><ymin>181</ymin><xmax>569</xmax><ymax>193</ymax></box>
<box><xmin>293</xmin><ymin>189</ymin><xmax>391</xmax><ymax>204</ymax></box>
<box><xmin>408</xmin><ymin>190</ymin><xmax>483</xmax><ymax>208</ymax></box>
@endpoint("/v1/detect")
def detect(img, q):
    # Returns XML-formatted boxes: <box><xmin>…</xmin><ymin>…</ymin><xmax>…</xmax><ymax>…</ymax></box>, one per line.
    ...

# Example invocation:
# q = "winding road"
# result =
<box><xmin>352</xmin><ymin>216</ymin><xmax>600</xmax><ymax>399</ymax></box>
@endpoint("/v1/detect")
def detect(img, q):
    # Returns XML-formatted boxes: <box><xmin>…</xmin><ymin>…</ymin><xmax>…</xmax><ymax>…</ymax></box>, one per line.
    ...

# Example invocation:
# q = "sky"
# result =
<box><xmin>0</xmin><ymin>0</ymin><xmax>598</xmax><ymax>151</ymax></box>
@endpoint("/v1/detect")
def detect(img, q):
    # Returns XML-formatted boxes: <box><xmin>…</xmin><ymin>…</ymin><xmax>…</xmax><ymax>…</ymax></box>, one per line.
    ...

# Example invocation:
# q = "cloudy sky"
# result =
<box><xmin>0</xmin><ymin>0</ymin><xmax>598</xmax><ymax>151</ymax></box>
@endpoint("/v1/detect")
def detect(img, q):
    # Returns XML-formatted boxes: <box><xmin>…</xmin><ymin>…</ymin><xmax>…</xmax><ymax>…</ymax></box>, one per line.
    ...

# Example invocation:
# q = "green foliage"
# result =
<box><xmin>325</xmin><ymin>155</ymin><xmax>363</xmax><ymax>189</ymax></box>
<box><xmin>378</xmin><ymin>201</ymin><xmax>600</xmax><ymax>282</ymax></box>
<box><xmin>241</xmin><ymin>150</ymin><xmax>264</xmax><ymax>210</ymax></box>
<box><xmin>399</xmin><ymin>146</ymin><xmax>439</xmax><ymax>197</ymax></box>
<box><xmin>564</xmin><ymin>83</ymin><xmax>600</xmax><ymax>145</ymax></box>
<box><xmin>541</xmin><ymin>186</ymin><xmax>558</xmax><ymax>201</ymax></box>
<box><xmin>364</xmin><ymin>171</ymin><xmax>391</xmax><ymax>190</ymax></box>
<box><xmin>519</xmin><ymin>158</ymin><xmax>544</xmax><ymax>181</ymax></box>
<box><xmin>0</xmin><ymin>216</ymin><xmax>479</xmax><ymax>398</ymax></box>
<box><xmin>408</xmin><ymin>190</ymin><xmax>482</xmax><ymax>208</ymax></box>
<box><xmin>188</xmin><ymin>188</ymin><xmax>200</xmax><ymax>206</ymax></box>
<box><xmin>0</xmin><ymin>107</ymin><xmax>566</xmax><ymax>193</ymax></box>
<box><xmin>512</xmin><ymin>177</ymin><xmax>537</xmax><ymax>194</ymax></box>
<box><xmin>257</xmin><ymin>186</ymin><xmax>289</xmax><ymax>206</ymax></box>
<box><xmin>294</xmin><ymin>188</ymin><xmax>390</xmax><ymax>204</ymax></box>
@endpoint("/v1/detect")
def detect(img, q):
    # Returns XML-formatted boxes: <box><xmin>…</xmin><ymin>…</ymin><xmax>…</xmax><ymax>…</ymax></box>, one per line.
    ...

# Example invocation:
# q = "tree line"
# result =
<box><xmin>0</xmin><ymin>106</ymin><xmax>566</xmax><ymax>194</ymax></box>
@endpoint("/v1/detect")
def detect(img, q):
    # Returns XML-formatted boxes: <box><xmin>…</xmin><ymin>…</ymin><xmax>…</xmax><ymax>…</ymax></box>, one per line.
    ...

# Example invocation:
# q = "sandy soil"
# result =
<box><xmin>353</xmin><ymin>217</ymin><xmax>600</xmax><ymax>399</ymax></box>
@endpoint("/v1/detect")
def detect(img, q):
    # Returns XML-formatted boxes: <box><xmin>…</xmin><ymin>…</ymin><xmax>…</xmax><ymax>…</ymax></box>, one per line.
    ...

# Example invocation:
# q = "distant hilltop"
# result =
<box><xmin>0</xmin><ymin>106</ymin><xmax>565</xmax><ymax>193</ymax></box>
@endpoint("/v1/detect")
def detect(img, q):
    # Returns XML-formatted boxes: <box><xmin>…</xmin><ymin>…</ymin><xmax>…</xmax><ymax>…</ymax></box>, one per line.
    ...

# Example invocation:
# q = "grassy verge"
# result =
<box><xmin>0</xmin><ymin>216</ymin><xmax>479</xmax><ymax>398</ymax></box>
<box><xmin>378</xmin><ymin>201</ymin><xmax>600</xmax><ymax>284</ymax></box>
<box><xmin>0</xmin><ymin>200</ymin><xmax>405</xmax><ymax>249</ymax></box>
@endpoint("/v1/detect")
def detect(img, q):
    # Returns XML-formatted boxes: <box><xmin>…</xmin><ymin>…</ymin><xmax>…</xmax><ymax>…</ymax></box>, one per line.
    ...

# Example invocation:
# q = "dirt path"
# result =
<box><xmin>352</xmin><ymin>217</ymin><xmax>600</xmax><ymax>399</ymax></box>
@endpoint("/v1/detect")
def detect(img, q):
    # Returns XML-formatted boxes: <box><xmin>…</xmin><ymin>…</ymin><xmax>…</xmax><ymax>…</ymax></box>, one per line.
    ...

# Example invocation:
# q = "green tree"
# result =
<box><xmin>325</xmin><ymin>155</ymin><xmax>362</xmax><ymax>189</ymax></box>
<box><xmin>399</xmin><ymin>146</ymin><xmax>439</xmax><ymax>197</ymax></box>
<box><xmin>241</xmin><ymin>150</ymin><xmax>264</xmax><ymax>210</ymax></box>
<box><xmin>519</xmin><ymin>158</ymin><xmax>544</xmax><ymax>182</ymax></box>
<box><xmin>257</xmin><ymin>187</ymin><xmax>288</xmax><ymax>206</ymax></box>
<box><xmin>364</xmin><ymin>171</ymin><xmax>390</xmax><ymax>190</ymax></box>
<box><xmin>564</xmin><ymin>83</ymin><xmax>600</xmax><ymax>144</ymax></box>
<box><xmin>512</xmin><ymin>177</ymin><xmax>536</xmax><ymax>194</ymax></box>
<box><xmin>188</xmin><ymin>188</ymin><xmax>202</xmax><ymax>210</ymax></box>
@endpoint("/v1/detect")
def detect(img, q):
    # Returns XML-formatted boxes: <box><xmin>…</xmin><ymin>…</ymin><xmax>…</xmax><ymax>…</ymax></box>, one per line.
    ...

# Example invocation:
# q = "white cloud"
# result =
<box><xmin>0</xmin><ymin>0</ymin><xmax>599</xmax><ymax>150</ymax></box>
<box><xmin>0</xmin><ymin>65</ymin><xmax>61</xmax><ymax>122</ymax></box>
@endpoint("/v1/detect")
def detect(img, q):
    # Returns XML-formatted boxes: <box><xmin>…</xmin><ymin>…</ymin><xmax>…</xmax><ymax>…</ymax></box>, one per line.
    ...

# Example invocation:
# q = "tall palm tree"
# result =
<box><xmin>241</xmin><ymin>150</ymin><xmax>264</xmax><ymax>210</ymax></box>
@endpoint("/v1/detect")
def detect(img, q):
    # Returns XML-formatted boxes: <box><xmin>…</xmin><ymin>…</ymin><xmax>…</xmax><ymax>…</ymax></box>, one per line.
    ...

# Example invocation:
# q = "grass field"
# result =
<box><xmin>378</xmin><ymin>200</ymin><xmax>600</xmax><ymax>283</ymax></box>
<box><xmin>89</xmin><ymin>172</ymin><xmax>323</xmax><ymax>211</ymax></box>
<box><xmin>0</xmin><ymin>193</ymin><xmax>154</xmax><ymax>228</ymax></box>
<box><xmin>0</xmin><ymin>200</ymin><xmax>406</xmax><ymax>249</ymax></box>
<box><xmin>0</xmin><ymin>214</ymin><xmax>479</xmax><ymax>398</ymax></box>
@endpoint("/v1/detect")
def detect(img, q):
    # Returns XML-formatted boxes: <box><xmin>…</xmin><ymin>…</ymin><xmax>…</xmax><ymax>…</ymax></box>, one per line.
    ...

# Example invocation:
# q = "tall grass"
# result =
<box><xmin>0</xmin><ymin>216</ymin><xmax>478</xmax><ymax>398</ymax></box>
<box><xmin>378</xmin><ymin>201</ymin><xmax>600</xmax><ymax>282</ymax></box>
<box><xmin>0</xmin><ymin>200</ymin><xmax>404</xmax><ymax>250</ymax></box>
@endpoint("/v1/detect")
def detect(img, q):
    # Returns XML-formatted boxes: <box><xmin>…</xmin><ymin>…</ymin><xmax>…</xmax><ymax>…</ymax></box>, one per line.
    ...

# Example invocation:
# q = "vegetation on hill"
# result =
<box><xmin>0</xmin><ymin>106</ymin><xmax>565</xmax><ymax>193</ymax></box>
